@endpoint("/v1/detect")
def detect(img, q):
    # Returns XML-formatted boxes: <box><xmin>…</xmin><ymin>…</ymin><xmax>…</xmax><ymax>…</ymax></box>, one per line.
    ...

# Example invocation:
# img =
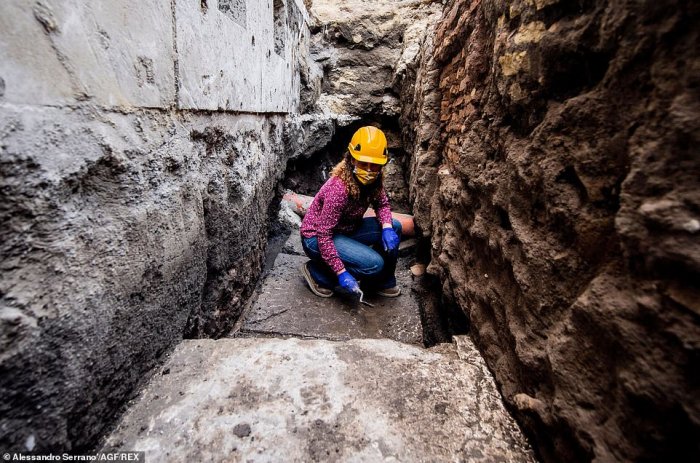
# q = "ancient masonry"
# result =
<box><xmin>400</xmin><ymin>0</ymin><xmax>700</xmax><ymax>461</ymax></box>
<box><xmin>1</xmin><ymin>0</ymin><xmax>698</xmax><ymax>461</ymax></box>
<box><xmin>0</xmin><ymin>0</ymin><xmax>310</xmax><ymax>451</ymax></box>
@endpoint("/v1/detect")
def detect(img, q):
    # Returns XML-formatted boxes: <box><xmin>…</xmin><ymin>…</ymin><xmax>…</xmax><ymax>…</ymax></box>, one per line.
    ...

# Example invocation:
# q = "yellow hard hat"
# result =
<box><xmin>348</xmin><ymin>126</ymin><xmax>389</xmax><ymax>165</ymax></box>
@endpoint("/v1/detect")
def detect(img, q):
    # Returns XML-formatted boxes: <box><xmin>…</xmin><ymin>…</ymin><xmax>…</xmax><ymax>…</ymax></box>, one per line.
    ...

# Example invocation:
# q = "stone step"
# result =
<box><xmin>237</xmin><ymin>252</ymin><xmax>423</xmax><ymax>345</ymax></box>
<box><xmin>102</xmin><ymin>337</ymin><xmax>536</xmax><ymax>462</ymax></box>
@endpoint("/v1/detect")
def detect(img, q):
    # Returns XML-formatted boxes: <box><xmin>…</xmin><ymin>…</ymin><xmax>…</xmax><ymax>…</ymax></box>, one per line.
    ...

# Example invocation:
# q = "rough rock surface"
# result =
<box><xmin>0</xmin><ymin>0</ymin><xmax>310</xmax><ymax>452</ymax></box>
<box><xmin>103</xmin><ymin>337</ymin><xmax>536</xmax><ymax>462</ymax></box>
<box><xmin>0</xmin><ymin>103</ymin><xmax>290</xmax><ymax>454</ymax></box>
<box><xmin>401</xmin><ymin>0</ymin><xmax>700</xmax><ymax>461</ymax></box>
<box><xmin>284</xmin><ymin>0</ymin><xmax>445</xmax><ymax>214</ymax></box>
<box><xmin>305</xmin><ymin>0</ymin><xmax>443</xmax><ymax>117</ymax></box>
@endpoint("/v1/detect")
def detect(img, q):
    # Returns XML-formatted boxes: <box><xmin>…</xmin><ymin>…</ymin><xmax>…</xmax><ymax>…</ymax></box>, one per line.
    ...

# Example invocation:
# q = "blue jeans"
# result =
<box><xmin>302</xmin><ymin>217</ymin><xmax>402</xmax><ymax>290</ymax></box>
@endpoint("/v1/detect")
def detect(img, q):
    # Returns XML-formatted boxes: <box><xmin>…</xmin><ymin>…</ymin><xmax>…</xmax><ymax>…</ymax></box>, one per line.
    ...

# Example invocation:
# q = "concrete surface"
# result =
<box><xmin>238</xmin><ymin>252</ymin><xmax>423</xmax><ymax>345</ymax></box>
<box><xmin>176</xmin><ymin>0</ymin><xmax>308</xmax><ymax>111</ymax></box>
<box><xmin>103</xmin><ymin>337</ymin><xmax>536</xmax><ymax>462</ymax></box>
<box><xmin>0</xmin><ymin>0</ymin><xmax>308</xmax><ymax>112</ymax></box>
<box><xmin>0</xmin><ymin>0</ymin><xmax>175</xmax><ymax>107</ymax></box>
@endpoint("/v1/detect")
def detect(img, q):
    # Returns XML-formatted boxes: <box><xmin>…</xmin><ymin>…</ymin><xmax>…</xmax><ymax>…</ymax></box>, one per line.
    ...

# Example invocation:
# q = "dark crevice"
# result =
<box><xmin>540</xmin><ymin>48</ymin><xmax>611</xmax><ymax>102</ymax></box>
<box><xmin>535</xmin><ymin>0</ymin><xmax>598</xmax><ymax>28</ymax></box>
<box><xmin>496</xmin><ymin>205</ymin><xmax>513</xmax><ymax>231</ymax></box>
<box><xmin>555</xmin><ymin>165</ymin><xmax>589</xmax><ymax>203</ymax></box>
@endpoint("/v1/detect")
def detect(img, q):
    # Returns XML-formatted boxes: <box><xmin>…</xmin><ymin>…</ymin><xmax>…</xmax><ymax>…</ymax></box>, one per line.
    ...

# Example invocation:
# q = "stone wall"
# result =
<box><xmin>402</xmin><ymin>0</ymin><xmax>700</xmax><ymax>461</ymax></box>
<box><xmin>287</xmin><ymin>0</ymin><xmax>444</xmax><ymax>213</ymax></box>
<box><xmin>0</xmin><ymin>0</ymin><xmax>309</xmax><ymax>452</ymax></box>
<box><xmin>305</xmin><ymin>0</ymin><xmax>441</xmax><ymax>117</ymax></box>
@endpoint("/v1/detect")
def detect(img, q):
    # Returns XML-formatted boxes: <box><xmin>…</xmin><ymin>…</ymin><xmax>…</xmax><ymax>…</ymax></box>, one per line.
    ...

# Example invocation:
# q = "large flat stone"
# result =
<box><xmin>0</xmin><ymin>0</ymin><xmax>175</xmax><ymax>107</ymax></box>
<box><xmin>103</xmin><ymin>337</ymin><xmax>536</xmax><ymax>462</ymax></box>
<box><xmin>176</xmin><ymin>0</ymin><xmax>307</xmax><ymax>112</ymax></box>
<box><xmin>238</xmin><ymin>253</ymin><xmax>423</xmax><ymax>344</ymax></box>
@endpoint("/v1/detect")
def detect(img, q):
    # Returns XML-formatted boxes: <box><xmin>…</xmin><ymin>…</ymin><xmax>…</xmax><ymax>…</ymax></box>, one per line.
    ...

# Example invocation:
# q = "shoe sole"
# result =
<box><xmin>300</xmin><ymin>264</ymin><xmax>334</xmax><ymax>298</ymax></box>
<box><xmin>376</xmin><ymin>287</ymin><xmax>401</xmax><ymax>298</ymax></box>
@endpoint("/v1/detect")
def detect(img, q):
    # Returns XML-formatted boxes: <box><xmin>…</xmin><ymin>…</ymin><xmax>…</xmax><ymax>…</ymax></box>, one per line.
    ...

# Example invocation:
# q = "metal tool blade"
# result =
<box><xmin>357</xmin><ymin>289</ymin><xmax>374</xmax><ymax>307</ymax></box>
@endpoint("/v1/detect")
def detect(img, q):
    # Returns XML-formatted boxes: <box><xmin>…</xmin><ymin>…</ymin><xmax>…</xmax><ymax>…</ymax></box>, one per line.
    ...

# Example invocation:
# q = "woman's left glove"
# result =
<box><xmin>382</xmin><ymin>227</ymin><xmax>400</xmax><ymax>252</ymax></box>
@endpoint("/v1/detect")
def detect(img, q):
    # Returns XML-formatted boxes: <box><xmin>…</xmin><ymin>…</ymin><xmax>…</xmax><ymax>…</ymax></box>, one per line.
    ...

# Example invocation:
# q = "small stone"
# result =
<box><xmin>682</xmin><ymin>219</ymin><xmax>700</xmax><ymax>233</ymax></box>
<box><xmin>513</xmin><ymin>393</ymin><xmax>545</xmax><ymax>413</ymax></box>
<box><xmin>434</xmin><ymin>402</ymin><xmax>448</xmax><ymax>414</ymax></box>
<box><xmin>232</xmin><ymin>423</ymin><xmax>251</xmax><ymax>438</ymax></box>
<box><xmin>25</xmin><ymin>434</ymin><xmax>36</xmax><ymax>451</ymax></box>
<box><xmin>411</xmin><ymin>264</ymin><xmax>426</xmax><ymax>276</ymax></box>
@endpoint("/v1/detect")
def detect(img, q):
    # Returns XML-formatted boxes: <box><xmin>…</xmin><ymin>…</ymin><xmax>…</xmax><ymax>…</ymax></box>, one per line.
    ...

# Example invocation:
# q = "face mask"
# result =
<box><xmin>353</xmin><ymin>167</ymin><xmax>380</xmax><ymax>185</ymax></box>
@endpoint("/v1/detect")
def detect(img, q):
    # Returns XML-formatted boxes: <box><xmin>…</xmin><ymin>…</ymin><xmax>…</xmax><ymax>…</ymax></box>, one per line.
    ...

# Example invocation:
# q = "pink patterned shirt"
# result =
<box><xmin>300</xmin><ymin>176</ymin><xmax>393</xmax><ymax>274</ymax></box>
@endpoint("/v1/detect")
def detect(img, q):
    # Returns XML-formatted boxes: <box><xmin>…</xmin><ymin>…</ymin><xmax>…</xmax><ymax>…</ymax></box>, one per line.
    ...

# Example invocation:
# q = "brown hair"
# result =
<box><xmin>331</xmin><ymin>152</ymin><xmax>384</xmax><ymax>202</ymax></box>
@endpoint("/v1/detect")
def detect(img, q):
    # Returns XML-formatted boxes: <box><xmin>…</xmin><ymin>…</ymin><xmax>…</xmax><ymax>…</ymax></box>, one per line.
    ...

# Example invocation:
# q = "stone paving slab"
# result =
<box><xmin>281</xmin><ymin>231</ymin><xmax>305</xmax><ymax>256</ymax></box>
<box><xmin>103</xmin><ymin>337</ymin><xmax>536</xmax><ymax>462</ymax></box>
<box><xmin>238</xmin><ymin>253</ymin><xmax>423</xmax><ymax>344</ymax></box>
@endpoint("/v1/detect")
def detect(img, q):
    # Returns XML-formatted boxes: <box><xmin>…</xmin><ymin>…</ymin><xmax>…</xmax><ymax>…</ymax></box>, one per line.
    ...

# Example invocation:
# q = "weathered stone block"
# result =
<box><xmin>1</xmin><ymin>0</ymin><xmax>314</xmax><ymax>454</ymax></box>
<box><xmin>0</xmin><ymin>0</ymin><xmax>175</xmax><ymax>108</ymax></box>
<box><xmin>103</xmin><ymin>337</ymin><xmax>536</xmax><ymax>462</ymax></box>
<box><xmin>176</xmin><ymin>0</ymin><xmax>306</xmax><ymax>112</ymax></box>
<box><xmin>0</xmin><ymin>104</ymin><xmax>293</xmax><ymax>451</ymax></box>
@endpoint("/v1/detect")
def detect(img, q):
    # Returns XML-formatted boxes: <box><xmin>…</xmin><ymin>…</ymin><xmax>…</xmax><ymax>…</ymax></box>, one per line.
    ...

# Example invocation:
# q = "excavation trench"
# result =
<box><xmin>96</xmin><ymin>120</ymin><xmax>537</xmax><ymax>462</ymax></box>
<box><xmin>228</xmin><ymin>117</ymin><xmax>468</xmax><ymax>347</ymax></box>
<box><xmin>91</xmin><ymin>118</ymin><xmax>527</xmax><ymax>460</ymax></box>
<box><xmin>3</xmin><ymin>0</ymin><xmax>694</xmax><ymax>459</ymax></box>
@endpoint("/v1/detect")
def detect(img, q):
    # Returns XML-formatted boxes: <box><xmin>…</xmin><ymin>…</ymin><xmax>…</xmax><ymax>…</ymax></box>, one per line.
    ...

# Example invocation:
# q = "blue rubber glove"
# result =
<box><xmin>382</xmin><ymin>227</ymin><xmax>400</xmax><ymax>252</ymax></box>
<box><xmin>338</xmin><ymin>271</ymin><xmax>360</xmax><ymax>293</ymax></box>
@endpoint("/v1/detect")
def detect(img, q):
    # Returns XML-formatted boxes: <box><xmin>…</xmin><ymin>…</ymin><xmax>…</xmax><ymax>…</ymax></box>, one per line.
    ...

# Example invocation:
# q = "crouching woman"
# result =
<box><xmin>300</xmin><ymin>126</ymin><xmax>402</xmax><ymax>298</ymax></box>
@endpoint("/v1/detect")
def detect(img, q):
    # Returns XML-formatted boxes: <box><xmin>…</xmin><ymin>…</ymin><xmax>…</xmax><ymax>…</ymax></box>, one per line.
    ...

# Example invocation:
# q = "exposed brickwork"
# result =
<box><xmin>402</xmin><ymin>0</ymin><xmax>700</xmax><ymax>461</ymax></box>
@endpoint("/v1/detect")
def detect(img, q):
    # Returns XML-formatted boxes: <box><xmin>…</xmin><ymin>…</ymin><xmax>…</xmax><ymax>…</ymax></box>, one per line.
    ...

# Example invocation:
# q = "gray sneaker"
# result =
<box><xmin>300</xmin><ymin>262</ymin><xmax>334</xmax><ymax>298</ymax></box>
